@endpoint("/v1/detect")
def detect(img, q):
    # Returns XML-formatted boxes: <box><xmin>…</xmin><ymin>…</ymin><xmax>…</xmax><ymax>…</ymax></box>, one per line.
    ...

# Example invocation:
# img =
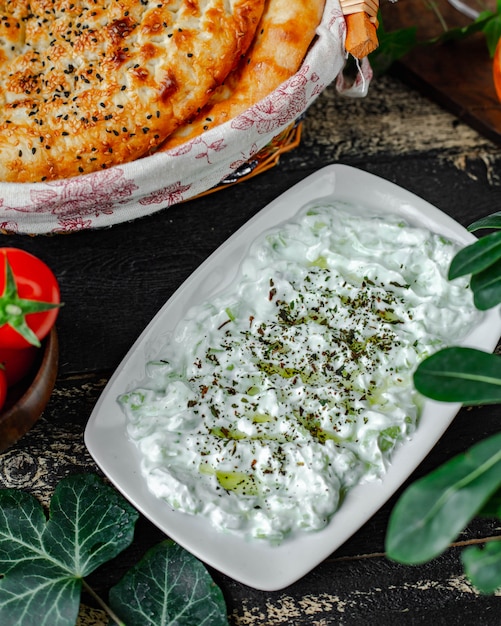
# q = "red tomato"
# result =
<box><xmin>0</xmin><ymin>346</ymin><xmax>38</xmax><ymax>387</ymax></box>
<box><xmin>493</xmin><ymin>37</ymin><xmax>501</xmax><ymax>102</ymax></box>
<box><xmin>0</xmin><ymin>248</ymin><xmax>61</xmax><ymax>349</ymax></box>
<box><xmin>0</xmin><ymin>368</ymin><xmax>7</xmax><ymax>411</ymax></box>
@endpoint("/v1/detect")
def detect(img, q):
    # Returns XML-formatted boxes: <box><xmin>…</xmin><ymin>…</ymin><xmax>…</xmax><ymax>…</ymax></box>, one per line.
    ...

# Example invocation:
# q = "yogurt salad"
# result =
<box><xmin>119</xmin><ymin>202</ymin><xmax>481</xmax><ymax>543</ymax></box>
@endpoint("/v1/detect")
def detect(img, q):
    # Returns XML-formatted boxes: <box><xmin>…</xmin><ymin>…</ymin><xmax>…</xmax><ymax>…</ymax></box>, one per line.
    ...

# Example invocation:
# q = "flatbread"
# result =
<box><xmin>157</xmin><ymin>0</ymin><xmax>326</xmax><ymax>150</ymax></box>
<box><xmin>0</xmin><ymin>0</ymin><xmax>265</xmax><ymax>182</ymax></box>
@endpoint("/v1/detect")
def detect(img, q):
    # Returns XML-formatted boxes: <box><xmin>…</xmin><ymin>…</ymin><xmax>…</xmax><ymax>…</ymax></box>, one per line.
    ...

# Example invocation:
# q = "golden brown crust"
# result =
<box><xmin>0</xmin><ymin>0</ymin><xmax>265</xmax><ymax>182</ymax></box>
<box><xmin>157</xmin><ymin>0</ymin><xmax>325</xmax><ymax>150</ymax></box>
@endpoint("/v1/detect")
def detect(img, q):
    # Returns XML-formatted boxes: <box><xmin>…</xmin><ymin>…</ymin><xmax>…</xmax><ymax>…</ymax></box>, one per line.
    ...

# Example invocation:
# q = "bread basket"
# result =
<box><xmin>0</xmin><ymin>0</ymin><xmax>372</xmax><ymax>235</ymax></box>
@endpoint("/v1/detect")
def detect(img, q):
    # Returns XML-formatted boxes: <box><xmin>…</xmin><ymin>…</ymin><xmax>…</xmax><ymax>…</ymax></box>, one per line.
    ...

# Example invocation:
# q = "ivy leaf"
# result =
<box><xmin>0</xmin><ymin>489</ymin><xmax>47</xmax><ymax>573</ymax></box>
<box><xmin>462</xmin><ymin>540</ymin><xmax>501</xmax><ymax>594</ymax></box>
<box><xmin>386</xmin><ymin>432</ymin><xmax>501</xmax><ymax>564</ymax></box>
<box><xmin>0</xmin><ymin>474</ymin><xmax>139</xmax><ymax>626</ymax></box>
<box><xmin>468</xmin><ymin>211</ymin><xmax>501</xmax><ymax>232</ymax></box>
<box><xmin>0</xmin><ymin>560</ymin><xmax>82</xmax><ymax>626</ymax></box>
<box><xmin>448</xmin><ymin>231</ymin><xmax>501</xmax><ymax>279</ymax></box>
<box><xmin>41</xmin><ymin>474</ymin><xmax>138</xmax><ymax>574</ymax></box>
<box><xmin>470</xmin><ymin>256</ymin><xmax>501</xmax><ymax>309</ymax></box>
<box><xmin>109</xmin><ymin>540</ymin><xmax>229</xmax><ymax>626</ymax></box>
<box><xmin>413</xmin><ymin>347</ymin><xmax>501</xmax><ymax>404</ymax></box>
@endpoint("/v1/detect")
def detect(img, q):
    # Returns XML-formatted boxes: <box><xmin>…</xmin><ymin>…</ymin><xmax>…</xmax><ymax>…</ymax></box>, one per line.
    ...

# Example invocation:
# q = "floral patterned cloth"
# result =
<box><xmin>0</xmin><ymin>0</ymin><xmax>372</xmax><ymax>235</ymax></box>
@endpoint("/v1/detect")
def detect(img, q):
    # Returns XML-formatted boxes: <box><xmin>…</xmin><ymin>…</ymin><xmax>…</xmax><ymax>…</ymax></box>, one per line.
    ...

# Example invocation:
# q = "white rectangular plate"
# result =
<box><xmin>85</xmin><ymin>164</ymin><xmax>501</xmax><ymax>591</ymax></box>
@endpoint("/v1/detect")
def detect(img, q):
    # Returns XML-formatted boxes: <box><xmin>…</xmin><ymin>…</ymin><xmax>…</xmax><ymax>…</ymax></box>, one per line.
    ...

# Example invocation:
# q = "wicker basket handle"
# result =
<box><xmin>340</xmin><ymin>0</ymin><xmax>380</xmax><ymax>59</ymax></box>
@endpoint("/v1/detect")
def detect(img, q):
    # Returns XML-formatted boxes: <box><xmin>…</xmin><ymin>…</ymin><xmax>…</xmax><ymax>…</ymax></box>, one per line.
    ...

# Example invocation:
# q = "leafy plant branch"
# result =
<box><xmin>386</xmin><ymin>212</ymin><xmax>501</xmax><ymax>595</ymax></box>
<box><xmin>370</xmin><ymin>0</ymin><xmax>501</xmax><ymax>74</ymax></box>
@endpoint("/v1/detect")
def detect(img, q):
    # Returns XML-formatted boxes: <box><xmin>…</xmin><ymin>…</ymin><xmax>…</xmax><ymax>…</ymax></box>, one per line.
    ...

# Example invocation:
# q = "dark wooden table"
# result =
<box><xmin>1</xmin><ymin>71</ymin><xmax>501</xmax><ymax>624</ymax></box>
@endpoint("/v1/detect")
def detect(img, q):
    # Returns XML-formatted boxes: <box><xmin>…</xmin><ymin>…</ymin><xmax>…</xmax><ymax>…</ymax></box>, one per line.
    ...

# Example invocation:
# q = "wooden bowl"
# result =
<box><xmin>0</xmin><ymin>327</ymin><xmax>59</xmax><ymax>453</ymax></box>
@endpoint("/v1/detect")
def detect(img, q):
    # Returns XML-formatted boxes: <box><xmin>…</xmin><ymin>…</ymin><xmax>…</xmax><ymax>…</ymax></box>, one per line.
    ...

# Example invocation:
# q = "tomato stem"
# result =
<box><xmin>5</xmin><ymin>304</ymin><xmax>22</xmax><ymax>316</ymax></box>
<box><xmin>0</xmin><ymin>257</ymin><xmax>61</xmax><ymax>347</ymax></box>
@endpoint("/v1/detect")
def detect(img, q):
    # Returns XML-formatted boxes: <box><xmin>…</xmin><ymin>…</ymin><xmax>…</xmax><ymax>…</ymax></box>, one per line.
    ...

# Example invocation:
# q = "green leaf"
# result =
<box><xmin>369</xmin><ymin>22</ymin><xmax>417</xmax><ymax>75</ymax></box>
<box><xmin>462</xmin><ymin>540</ymin><xmax>501</xmax><ymax>594</ymax></box>
<box><xmin>109</xmin><ymin>540</ymin><xmax>229</xmax><ymax>626</ymax></box>
<box><xmin>0</xmin><ymin>560</ymin><xmax>81</xmax><ymax>626</ymax></box>
<box><xmin>0</xmin><ymin>489</ymin><xmax>48</xmax><ymax>574</ymax></box>
<box><xmin>428</xmin><ymin>11</ymin><xmax>496</xmax><ymax>48</ymax></box>
<box><xmin>414</xmin><ymin>347</ymin><xmax>501</xmax><ymax>404</ymax></box>
<box><xmin>470</xmin><ymin>256</ymin><xmax>501</xmax><ymax>309</ymax></box>
<box><xmin>370</xmin><ymin>7</ymin><xmax>501</xmax><ymax>77</ymax></box>
<box><xmin>0</xmin><ymin>474</ymin><xmax>139</xmax><ymax>626</ymax></box>
<box><xmin>468</xmin><ymin>211</ymin><xmax>501</xmax><ymax>232</ymax></box>
<box><xmin>386</xmin><ymin>432</ymin><xmax>501</xmax><ymax>565</ymax></box>
<box><xmin>42</xmin><ymin>474</ymin><xmax>139</xmax><ymax>576</ymax></box>
<box><xmin>478</xmin><ymin>487</ymin><xmax>501</xmax><ymax>518</ymax></box>
<box><xmin>448</xmin><ymin>231</ymin><xmax>501</xmax><ymax>279</ymax></box>
<box><xmin>481</xmin><ymin>11</ymin><xmax>501</xmax><ymax>57</ymax></box>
